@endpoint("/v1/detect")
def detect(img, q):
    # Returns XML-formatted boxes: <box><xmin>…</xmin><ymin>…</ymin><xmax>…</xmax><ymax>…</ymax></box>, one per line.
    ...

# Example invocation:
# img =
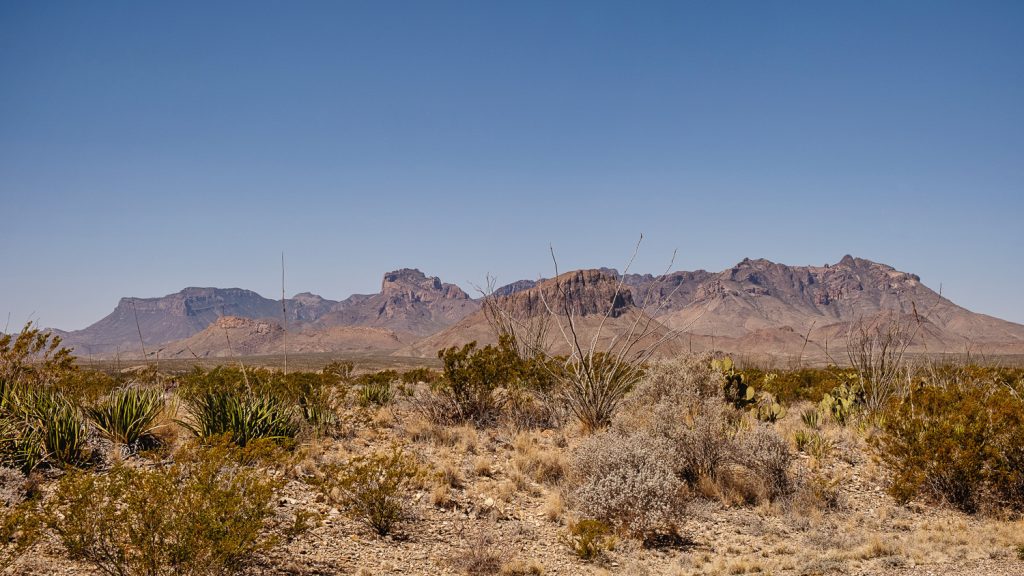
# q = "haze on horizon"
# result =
<box><xmin>2</xmin><ymin>1</ymin><xmax>1022</xmax><ymax>331</ymax></box>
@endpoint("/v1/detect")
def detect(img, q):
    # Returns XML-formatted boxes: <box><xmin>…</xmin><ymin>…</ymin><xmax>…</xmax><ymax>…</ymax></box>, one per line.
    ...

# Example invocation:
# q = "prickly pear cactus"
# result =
<box><xmin>714</xmin><ymin>357</ymin><xmax>758</xmax><ymax>409</ymax></box>
<box><xmin>818</xmin><ymin>381</ymin><xmax>863</xmax><ymax>425</ymax></box>
<box><xmin>756</xmin><ymin>395</ymin><xmax>787</xmax><ymax>422</ymax></box>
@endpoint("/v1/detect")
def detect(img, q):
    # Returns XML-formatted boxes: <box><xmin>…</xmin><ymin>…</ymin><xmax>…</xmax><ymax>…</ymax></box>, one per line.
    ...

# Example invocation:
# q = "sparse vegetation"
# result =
<box><xmin>1</xmin><ymin>326</ymin><xmax>1021</xmax><ymax>575</ymax></box>
<box><xmin>45</xmin><ymin>440</ymin><xmax>279</xmax><ymax>576</ymax></box>
<box><xmin>322</xmin><ymin>447</ymin><xmax>420</xmax><ymax>536</ymax></box>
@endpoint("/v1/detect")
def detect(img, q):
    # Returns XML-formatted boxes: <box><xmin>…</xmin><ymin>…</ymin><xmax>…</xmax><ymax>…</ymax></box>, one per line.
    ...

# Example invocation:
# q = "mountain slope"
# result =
<box><xmin>55</xmin><ymin>287</ymin><xmax>308</xmax><ymax>356</ymax></box>
<box><xmin>656</xmin><ymin>256</ymin><xmax>1024</xmax><ymax>349</ymax></box>
<box><xmin>401</xmin><ymin>269</ymin><xmax>681</xmax><ymax>357</ymax></box>
<box><xmin>156</xmin><ymin>316</ymin><xmax>410</xmax><ymax>359</ymax></box>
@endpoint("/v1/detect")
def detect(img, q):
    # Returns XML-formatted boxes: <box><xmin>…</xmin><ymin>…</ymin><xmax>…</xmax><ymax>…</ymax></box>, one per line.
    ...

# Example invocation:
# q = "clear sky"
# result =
<box><xmin>2</xmin><ymin>1</ymin><xmax>1022</xmax><ymax>330</ymax></box>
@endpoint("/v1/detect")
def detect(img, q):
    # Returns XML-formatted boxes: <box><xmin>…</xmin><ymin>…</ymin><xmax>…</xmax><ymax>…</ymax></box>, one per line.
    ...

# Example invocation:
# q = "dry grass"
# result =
<box><xmin>511</xmin><ymin>432</ymin><xmax>566</xmax><ymax>485</ymax></box>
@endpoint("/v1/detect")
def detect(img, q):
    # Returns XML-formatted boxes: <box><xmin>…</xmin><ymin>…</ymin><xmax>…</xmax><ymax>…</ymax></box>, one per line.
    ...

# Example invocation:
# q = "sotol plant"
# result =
<box><xmin>87</xmin><ymin>387</ymin><xmax>164</xmax><ymax>446</ymax></box>
<box><xmin>183</xmin><ymin>391</ymin><xmax>297</xmax><ymax>447</ymax></box>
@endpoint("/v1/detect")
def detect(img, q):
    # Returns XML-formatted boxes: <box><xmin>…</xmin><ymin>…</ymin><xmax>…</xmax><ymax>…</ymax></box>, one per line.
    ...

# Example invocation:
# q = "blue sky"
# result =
<box><xmin>2</xmin><ymin>1</ymin><xmax>1022</xmax><ymax>330</ymax></box>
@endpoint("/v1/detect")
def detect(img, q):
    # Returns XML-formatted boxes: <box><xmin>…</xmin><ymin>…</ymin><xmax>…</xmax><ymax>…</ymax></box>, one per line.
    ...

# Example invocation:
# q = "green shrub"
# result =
<box><xmin>435</xmin><ymin>339</ymin><xmax>515</xmax><ymax>424</ymax></box>
<box><xmin>875</xmin><ymin>371</ymin><xmax>1024</xmax><ymax>513</ymax></box>
<box><xmin>46</xmin><ymin>440</ymin><xmax>279</xmax><ymax>576</ymax></box>
<box><xmin>740</xmin><ymin>368</ymin><xmax>849</xmax><ymax>405</ymax></box>
<box><xmin>561</xmin><ymin>519</ymin><xmax>615</xmax><ymax>561</ymax></box>
<box><xmin>401</xmin><ymin>367</ymin><xmax>439</xmax><ymax>385</ymax></box>
<box><xmin>0</xmin><ymin>498</ymin><xmax>41</xmax><ymax>570</ymax></box>
<box><xmin>87</xmin><ymin>387</ymin><xmax>164</xmax><ymax>446</ymax></box>
<box><xmin>183</xmin><ymin>391</ymin><xmax>297</xmax><ymax>447</ymax></box>
<box><xmin>558</xmin><ymin>351</ymin><xmax>642</xmax><ymax>431</ymax></box>
<box><xmin>323</xmin><ymin>448</ymin><xmax>419</xmax><ymax>536</ymax></box>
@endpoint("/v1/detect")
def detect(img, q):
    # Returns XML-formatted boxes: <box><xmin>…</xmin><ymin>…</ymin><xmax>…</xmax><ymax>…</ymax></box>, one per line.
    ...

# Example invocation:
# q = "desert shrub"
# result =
<box><xmin>875</xmin><ymin>371</ymin><xmax>1024</xmax><ymax>513</ymax></box>
<box><xmin>46</xmin><ymin>440</ymin><xmax>279</xmax><ymax>576</ymax></box>
<box><xmin>322</xmin><ymin>361</ymin><xmax>354</xmax><ymax>382</ymax></box>
<box><xmin>322</xmin><ymin>448</ymin><xmax>419</xmax><ymax>536</ymax></box>
<box><xmin>741</xmin><ymin>368</ymin><xmax>848</xmax><ymax>405</ymax></box>
<box><xmin>566</xmin><ymin>431</ymin><xmax>686</xmax><ymax>539</ymax></box>
<box><xmin>557</xmin><ymin>351</ymin><xmax>643</xmax><ymax>431</ymax></box>
<box><xmin>401</xmin><ymin>367</ymin><xmax>439</xmax><ymax>385</ymax></box>
<box><xmin>560</xmin><ymin>519</ymin><xmax>615</xmax><ymax>562</ymax></box>
<box><xmin>0</xmin><ymin>498</ymin><xmax>41</xmax><ymax>570</ymax></box>
<box><xmin>620</xmin><ymin>357</ymin><xmax>733</xmax><ymax>484</ymax></box>
<box><xmin>87</xmin><ymin>387</ymin><xmax>164</xmax><ymax>446</ymax></box>
<box><xmin>607</xmin><ymin>355</ymin><xmax>794</xmax><ymax>506</ymax></box>
<box><xmin>183</xmin><ymin>391</ymin><xmax>297</xmax><ymax>447</ymax></box>
<box><xmin>623</xmin><ymin>354</ymin><xmax>721</xmax><ymax>411</ymax></box>
<box><xmin>430</xmin><ymin>336</ymin><xmax>551</xmax><ymax>426</ymax></box>
<box><xmin>737</xmin><ymin>425</ymin><xmax>795</xmax><ymax>501</ymax></box>
<box><xmin>0</xmin><ymin>322</ymin><xmax>76</xmax><ymax>387</ymax></box>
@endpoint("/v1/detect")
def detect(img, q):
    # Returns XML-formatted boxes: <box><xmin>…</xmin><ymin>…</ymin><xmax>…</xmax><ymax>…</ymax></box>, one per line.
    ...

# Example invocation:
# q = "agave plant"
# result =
<box><xmin>183</xmin><ymin>391</ymin><xmax>298</xmax><ymax>446</ymax></box>
<box><xmin>87</xmin><ymin>388</ymin><xmax>164</xmax><ymax>446</ymax></box>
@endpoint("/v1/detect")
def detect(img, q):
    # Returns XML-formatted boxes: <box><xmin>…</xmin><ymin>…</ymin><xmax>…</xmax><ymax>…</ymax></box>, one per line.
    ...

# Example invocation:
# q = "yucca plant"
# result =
<box><xmin>183</xmin><ymin>391</ymin><xmax>297</xmax><ymax>447</ymax></box>
<box><xmin>87</xmin><ymin>388</ymin><xmax>164</xmax><ymax>446</ymax></box>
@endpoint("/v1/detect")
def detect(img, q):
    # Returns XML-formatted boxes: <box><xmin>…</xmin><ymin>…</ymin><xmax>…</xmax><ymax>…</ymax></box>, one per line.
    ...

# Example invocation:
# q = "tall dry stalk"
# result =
<box><xmin>846</xmin><ymin>309</ymin><xmax>917</xmax><ymax>414</ymax></box>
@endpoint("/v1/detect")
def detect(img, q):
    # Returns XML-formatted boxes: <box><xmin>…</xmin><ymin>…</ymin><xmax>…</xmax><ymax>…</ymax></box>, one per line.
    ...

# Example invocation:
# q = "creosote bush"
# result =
<box><xmin>322</xmin><ymin>448</ymin><xmax>420</xmax><ymax>536</ymax></box>
<box><xmin>45</xmin><ymin>439</ymin><xmax>280</xmax><ymax>576</ymax></box>
<box><xmin>875</xmin><ymin>369</ymin><xmax>1024</xmax><ymax>513</ymax></box>
<box><xmin>427</xmin><ymin>335</ymin><xmax>553</xmax><ymax>426</ymax></box>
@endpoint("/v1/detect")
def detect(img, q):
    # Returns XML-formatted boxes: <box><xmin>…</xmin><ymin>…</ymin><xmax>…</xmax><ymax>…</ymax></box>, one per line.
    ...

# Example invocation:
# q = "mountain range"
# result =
<box><xmin>51</xmin><ymin>257</ymin><xmax>1024</xmax><ymax>363</ymax></box>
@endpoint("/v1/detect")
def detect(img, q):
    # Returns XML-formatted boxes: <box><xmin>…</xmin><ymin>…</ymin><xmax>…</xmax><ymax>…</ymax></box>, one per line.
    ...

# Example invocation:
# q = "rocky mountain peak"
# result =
<box><xmin>498</xmin><ymin>269</ymin><xmax>634</xmax><ymax>319</ymax></box>
<box><xmin>381</xmin><ymin>269</ymin><xmax>470</xmax><ymax>302</ymax></box>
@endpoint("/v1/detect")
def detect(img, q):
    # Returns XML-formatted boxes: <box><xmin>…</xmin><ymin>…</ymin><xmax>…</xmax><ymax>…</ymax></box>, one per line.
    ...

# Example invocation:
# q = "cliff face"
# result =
<box><xmin>497</xmin><ymin>269</ymin><xmax>634</xmax><ymax>319</ymax></box>
<box><xmin>314</xmin><ymin>269</ymin><xmax>480</xmax><ymax>336</ymax></box>
<box><xmin>56</xmin><ymin>287</ymin><xmax>292</xmax><ymax>355</ymax></box>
